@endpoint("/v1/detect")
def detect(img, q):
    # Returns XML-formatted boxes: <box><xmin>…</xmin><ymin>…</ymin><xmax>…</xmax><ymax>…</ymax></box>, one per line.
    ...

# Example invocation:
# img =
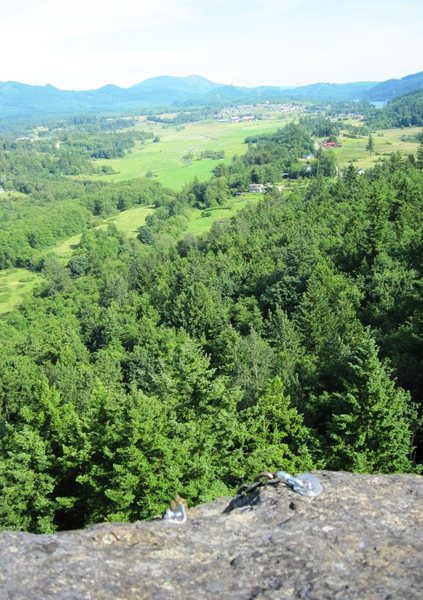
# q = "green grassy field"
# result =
<box><xmin>186</xmin><ymin>193</ymin><xmax>263</xmax><ymax>235</ymax></box>
<box><xmin>332</xmin><ymin>126</ymin><xmax>422</xmax><ymax>169</ymax></box>
<box><xmin>88</xmin><ymin>118</ymin><xmax>291</xmax><ymax>189</ymax></box>
<box><xmin>52</xmin><ymin>233</ymin><xmax>84</xmax><ymax>260</ymax></box>
<box><xmin>0</xmin><ymin>268</ymin><xmax>42</xmax><ymax>315</ymax></box>
<box><xmin>109</xmin><ymin>205</ymin><xmax>155</xmax><ymax>238</ymax></box>
<box><xmin>0</xmin><ymin>191</ymin><xmax>29</xmax><ymax>202</ymax></box>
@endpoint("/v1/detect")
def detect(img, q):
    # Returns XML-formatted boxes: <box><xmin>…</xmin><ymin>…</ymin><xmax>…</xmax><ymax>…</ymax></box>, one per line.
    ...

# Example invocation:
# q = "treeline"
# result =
<box><xmin>56</xmin><ymin>129</ymin><xmax>153</xmax><ymax>159</ymax></box>
<box><xmin>199</xmin><ymin>150</ymin><xmax>225</xmax><ymax>160</ymax></box>
<box><xmin>61</xmin><ymin>114</ymin><xmax>138</xmax><ymax>132</ymax></box>
<box><xmin>326</xmin><ymin>100</ymin><xmax>373</xmax><ymax>117</ymax></box>
<box><xmin>297</xmin><ymin>116</ymin><xmax>341</xmax><ymax>138</ymax></box>
<box><xmin>0</xmin><ymin>149</ymin><xmax>422</xmax><ymax>533</ymax></box>
<box><xmin>146</xmin><ymin>107</ymin><xmax>218</xmax><ymax>125</ymax></box>
<box><xmin>0</xmin><ymin>178</ymin><xmax>173</xmax><ymax>269</ymax></box>
<box><xmin>367</xmin><ymin>90</ymin><xmax>423</xmax><ymax>128</ymax></box>
<box><xmin>0</xmin><ymin>139</ymin><xmax>96</xmax><ymax>182</ymax></box>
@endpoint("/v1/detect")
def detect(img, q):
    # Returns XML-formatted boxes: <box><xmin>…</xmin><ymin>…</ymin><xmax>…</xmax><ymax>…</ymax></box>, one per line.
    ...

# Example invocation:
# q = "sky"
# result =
<box><xmin>1</xmin><ymin>0</ymin><xmax>422</xmax><ymax>90</ymax></box>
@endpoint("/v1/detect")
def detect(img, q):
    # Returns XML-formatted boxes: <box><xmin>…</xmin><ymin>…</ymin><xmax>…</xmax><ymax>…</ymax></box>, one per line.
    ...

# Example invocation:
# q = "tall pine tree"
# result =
<box><xmin>328</xmin><ymin>330</ymin><xmax>416</xmax><ymax>473</ymax></box>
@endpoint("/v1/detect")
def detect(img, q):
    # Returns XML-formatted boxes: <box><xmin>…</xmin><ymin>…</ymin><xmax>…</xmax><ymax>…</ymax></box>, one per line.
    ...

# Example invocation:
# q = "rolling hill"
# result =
<box><xmin>0</xmin><ymin>70</ymin><xmax>422</xmax><ymax>121</ymax></box>
<box><xmin>364</xmin><ymin>70</ymin><xmax>423</xmax><ymax>102</ymax></box>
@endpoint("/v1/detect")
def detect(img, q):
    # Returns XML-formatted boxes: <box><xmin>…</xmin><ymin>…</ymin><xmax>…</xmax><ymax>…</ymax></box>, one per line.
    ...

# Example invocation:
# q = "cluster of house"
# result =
<box><xmin>248</xmin><ymin>183</ymin><xmax>284</xmax><ymax>193</ymax></box>
<box><xmin>332</xmin><ymin>112</ymin><xmax>363</xmax><ymax>120</ymax></box>
<box><xmin>217</xmin><ymin>103</ymin><xmax>301</xmax><ymax>122</ymax></box>
<box><xmin>223</xmin><ymin>115</ymin><xmax>255</xmax><ymax>123</ymax></box>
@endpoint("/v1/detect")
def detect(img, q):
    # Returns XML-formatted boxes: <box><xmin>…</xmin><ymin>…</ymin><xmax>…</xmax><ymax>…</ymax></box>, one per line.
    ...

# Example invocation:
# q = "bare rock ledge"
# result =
<box><xmin>0</xmin><ymin>471</ymin><xmax>422</xmax><ymax>599</ymax></box>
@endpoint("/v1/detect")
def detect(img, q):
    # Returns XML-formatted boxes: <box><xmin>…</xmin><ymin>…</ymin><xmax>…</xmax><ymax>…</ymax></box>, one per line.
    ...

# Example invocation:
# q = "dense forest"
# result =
<box><xmin>0</xmin><ymin>115</ymin><xmax>423</xmax><ymax>534</ymax></box>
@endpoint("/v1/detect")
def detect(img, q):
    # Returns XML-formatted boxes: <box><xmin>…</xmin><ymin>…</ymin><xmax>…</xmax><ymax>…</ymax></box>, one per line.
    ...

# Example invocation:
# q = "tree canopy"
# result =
<box><xmin>0</xmin><ymin>117</ymin><xmax>422</xmax><ymax>534</ymax></box>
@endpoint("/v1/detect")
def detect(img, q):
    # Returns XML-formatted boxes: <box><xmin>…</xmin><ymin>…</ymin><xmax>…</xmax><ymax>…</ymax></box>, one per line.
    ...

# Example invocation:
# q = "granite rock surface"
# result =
<box><xmin>0</xmin><ymin>471</ymin><xmax>422</xmax><ymax>599</ymax></box>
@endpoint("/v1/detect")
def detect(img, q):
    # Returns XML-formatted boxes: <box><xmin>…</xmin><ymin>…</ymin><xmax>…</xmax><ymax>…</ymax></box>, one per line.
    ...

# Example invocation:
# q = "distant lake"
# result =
<box><xmin>370</xmin><ymin>101</ymin><xmax>388</xmax><ymax>109</ymax></box>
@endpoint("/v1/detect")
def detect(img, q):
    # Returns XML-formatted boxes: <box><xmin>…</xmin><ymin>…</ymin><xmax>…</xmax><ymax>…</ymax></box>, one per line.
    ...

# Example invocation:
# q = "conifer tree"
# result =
<box><xmin>416</xmin><ymin>135</ymin><xmax>423</xmax><ymax>170</ymax></box>
<box><xmin>366</xmin><ymin>134</ymin><xmax>375</xmax><ymax>156</ymax></box>
<box><xmin>328</xmin><ymin>330</ymin><xmax>415</xmax><ymax>473</ymax></box>
<box><xmin>241</xmin><ymin>377</ymin><xmax>314</xmax><ymax>475</ymax></box>
<box><xmin>0</xmin><ymin>423</ymin><xmax>56</xmax><ymax>533</ymax></box>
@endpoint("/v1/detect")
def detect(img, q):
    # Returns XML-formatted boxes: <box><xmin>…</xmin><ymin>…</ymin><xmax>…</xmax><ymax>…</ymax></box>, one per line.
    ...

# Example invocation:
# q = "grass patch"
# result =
<box><xmin>0</xmin><ymin>268</ymin><xmax>42</xmax><ymax>315</ymax></box>
<box><xmin>186</xmin><ymin>193</ymin><xmax>263</xmax><ymax>235</ymax></box>
<box><xmin>0</xmin><ymin>192</ymin><xmax>29</xmax><ymax>202</ymax></box>
<box><xmin>104</xmin><ymin>205</ymin><xmax>155</xmax><ymax>238</ymax></box>
<box><xmin>53</xmin><ymin>233</ymin><xmax>83</xmax><ymax>259</ymax></box>
<box><xmin>0</xmin><ymin>191</ymin><xmax>28</xmax><ymax>202</ymax></box>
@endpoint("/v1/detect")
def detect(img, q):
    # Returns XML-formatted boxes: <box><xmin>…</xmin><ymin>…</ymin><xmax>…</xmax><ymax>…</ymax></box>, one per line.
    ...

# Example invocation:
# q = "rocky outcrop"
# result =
<box><xmin>0</xmin><ymin>471</ymin><xmax>422</xmax><ymax>599</ymax></box>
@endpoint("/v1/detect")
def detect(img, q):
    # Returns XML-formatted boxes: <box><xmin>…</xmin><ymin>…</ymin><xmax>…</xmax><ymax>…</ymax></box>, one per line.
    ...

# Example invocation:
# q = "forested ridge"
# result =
<box><xmin>0</xmin><ymin>118</ymin><xmax>423</xmax><ymax>534</ymax></box>
<box><xmin>366</xmin><ymin>90</ymin><xmax>423</xmax><ymax>128</ymax></box>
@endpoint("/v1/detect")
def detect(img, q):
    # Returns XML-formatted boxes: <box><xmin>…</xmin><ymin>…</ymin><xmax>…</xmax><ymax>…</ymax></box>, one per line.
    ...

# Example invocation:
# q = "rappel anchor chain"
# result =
<box><xmin>162</xmin><ymin>502</ymin><xmax>187</xmax><ymax>524</ymax></box>
<box><xmin>237</xmin><ymin>470</ymin><xmax>323</xmax><ymax>498</ymax></box>
<box><xmin>162</xmin><ymin>471</ymin><xmax>322</xmax><ymax>523</ymax></box>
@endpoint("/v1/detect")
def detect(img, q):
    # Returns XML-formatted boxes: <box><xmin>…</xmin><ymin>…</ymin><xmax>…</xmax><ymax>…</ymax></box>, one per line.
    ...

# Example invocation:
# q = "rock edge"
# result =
<box><xmin>0</xmin><ymin>471</ymin><xmax>422</xmax><ymax>599</ymax></box>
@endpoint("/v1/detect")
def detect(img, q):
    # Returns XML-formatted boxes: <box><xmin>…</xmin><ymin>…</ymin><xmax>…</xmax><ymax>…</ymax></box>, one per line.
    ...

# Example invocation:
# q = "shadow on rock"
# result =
<box><xmin>222</xmin><ymin>489</ymin><xmax>262</xmax><ymax>514</ymax></box>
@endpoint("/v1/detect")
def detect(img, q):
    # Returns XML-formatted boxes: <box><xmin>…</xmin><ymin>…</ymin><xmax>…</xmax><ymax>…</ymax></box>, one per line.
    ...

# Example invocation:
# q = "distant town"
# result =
<box><xmin>217</xmin><ymin>103</ymin><xmax>302</xmax><ymax>122</ymax></box>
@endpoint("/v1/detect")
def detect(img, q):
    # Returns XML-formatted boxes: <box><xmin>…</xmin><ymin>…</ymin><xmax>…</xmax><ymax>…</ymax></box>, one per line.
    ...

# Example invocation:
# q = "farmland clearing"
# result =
<box><xmin>331</xmin><ymin>126</ymin><xmax>422</xmax><ymax>170</ymax></box>
<box><xmin>87</xmin><ymin>117</ymin><xmax>293</xmax><ymax>189</ymax></box>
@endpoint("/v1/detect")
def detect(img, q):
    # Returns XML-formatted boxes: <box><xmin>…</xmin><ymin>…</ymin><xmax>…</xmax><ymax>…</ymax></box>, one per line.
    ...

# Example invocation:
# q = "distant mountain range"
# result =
<box><xmin>0</xmin><ymin>71</ymin><xmax>422</xmax><ymax>121</ymax></box>
<box><xmin>363</xmin><ymin>70</ymin><xmax>423</xmax><ymax>102</ymax></box>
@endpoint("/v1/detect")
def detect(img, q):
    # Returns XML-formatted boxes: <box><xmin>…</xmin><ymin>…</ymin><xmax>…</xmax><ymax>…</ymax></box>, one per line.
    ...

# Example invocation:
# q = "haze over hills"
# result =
<box><xmin>0</xmin><ymin>70</ymin><xmax>422</xmax><ymax>121</ymax></box>
<box><xmin>364</xmin><ymin>70</ymin><xmax>423</xmax><ymax>101</ymax></box>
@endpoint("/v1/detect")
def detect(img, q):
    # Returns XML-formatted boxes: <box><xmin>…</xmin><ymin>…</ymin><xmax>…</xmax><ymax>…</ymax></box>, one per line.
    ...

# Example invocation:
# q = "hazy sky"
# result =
<box><xmin>1</xmin><ymin>0</ymin><xmax>422</xmax><ymax>90</ymax></box>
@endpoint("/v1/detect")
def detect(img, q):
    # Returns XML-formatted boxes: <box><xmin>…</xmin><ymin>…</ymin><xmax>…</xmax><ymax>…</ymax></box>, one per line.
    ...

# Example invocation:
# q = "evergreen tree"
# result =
<box><xmin>416</xmin><ymin>135</ymin><xmax>423</xmax><ymax>170</ymax></box>
<box><xmin>366</xmin><ymin>134</ymin><xmax>375</xmax><ymax>156</ymax></box>
<box><xmin>361</xmin><ymin>182</ymin><xmax>391</xmax><ymax>267</ymax></box>
<box><xmin>295</xmin><ymin>263</ymin><xmax>362</xmax><ymax>391</ymax></box>
<box><xmin>241</xmin><ymin>377</ymin><xmax>314</xmax><ymax>475</ymax></box>
<box><xmin>328</xmin><ymin>330</ymin><xmax>416</xmax><ymax>473</ymax></box>
<box><xmin>0</xmin><ymin>424</ymin><xmax>56</xmax><ymax>533</ymax></box>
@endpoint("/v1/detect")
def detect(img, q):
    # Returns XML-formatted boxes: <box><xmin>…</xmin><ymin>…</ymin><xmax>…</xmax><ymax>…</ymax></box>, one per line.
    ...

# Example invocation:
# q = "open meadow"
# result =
<box><xmin>333</xmin><ymin>126</ymin><xmax>422</xmax><ymax>169</ymax></box>
<box><xmin>88</xmin><ymin>117</ymin><xmax>293</xmax><ymax>189</ymax></box>
<box><xmin>0</xmin><ymin>268</ymin><xmax>42</xmax><ymax>315</ymax></box>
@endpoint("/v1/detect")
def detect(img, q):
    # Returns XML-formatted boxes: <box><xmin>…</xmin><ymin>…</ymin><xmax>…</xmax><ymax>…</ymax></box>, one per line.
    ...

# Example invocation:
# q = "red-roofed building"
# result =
<box><xmin>322</xmin><ymin>140</ymin><xmax>341</xmax><ymax>148</ymax></box>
